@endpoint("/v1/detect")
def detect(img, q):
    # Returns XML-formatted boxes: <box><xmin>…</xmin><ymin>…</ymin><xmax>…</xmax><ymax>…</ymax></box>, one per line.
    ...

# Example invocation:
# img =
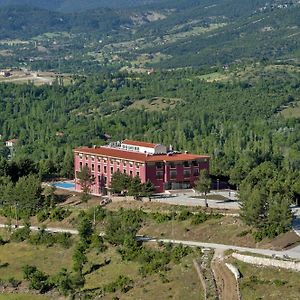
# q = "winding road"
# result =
<box><xmin>1</xmin><ymin>206</ymin><xmax>299</xmax><ymax>260</ymax></box>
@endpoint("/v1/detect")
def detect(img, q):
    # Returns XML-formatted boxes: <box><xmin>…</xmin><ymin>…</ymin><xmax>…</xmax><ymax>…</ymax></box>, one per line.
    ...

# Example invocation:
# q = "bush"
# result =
<box><xmin>10</xmin><ymin>225</ymin><xmax>31</xmax><ymax>242</ymax></box>
<box><xmin>88</xmin><ymin>206</ymin><xmax>107</xmax><ymax>222</ymax></box>
<box><xmin>49</xmin><ymin>207</ymin><xmax>71</xmax><ymax>221</ymax></box>
<box><xmin>191</xmin><ymin>212</ymin><xmax>208</xmax><ymax>225</ymax></box>
<box><xmin>0</xmin><ymin>235</ymin><xmax>6</xmax><ymax>245</ymax></box>
<box><xmin>149</xmin><ymin>212</ymin><xmax>172</xmax><ymax>223</ymax></box>
<box><xmin>177</xmin><ymin>209</ymin><xmax>192</xmax><ymax>221</ymax></box>
<box><xmin>104</xmin><ymin>275</ymin><xmax>133</xmax><ymax>294</ymax></box>
<box><xmin>56</xmin><ymin>232</ymin><xmax>72</xmax><ymax>249</ymax></box>
<box><xmin>8</xmin><ymin>277</ymin><xmax>21</xmax><ymax>288</ymax></box>
<box><xmin>170</xmin><ymin>244</ymin><xmax>191</xmax><ymax>264</ymax></box>
<box><xmin>22</xmin><ymin>265</ymin><xmax>52</xmax><ymax>292</ymax></box>
<box><xmin>37</xmin><ymin>210</ymin><xmax>50</xmax><ymax>222</ymax></box>
<box><xmin>29</xmin><ymin>228</ymin><xmax>55</xmax><ymax>246</ymax></box>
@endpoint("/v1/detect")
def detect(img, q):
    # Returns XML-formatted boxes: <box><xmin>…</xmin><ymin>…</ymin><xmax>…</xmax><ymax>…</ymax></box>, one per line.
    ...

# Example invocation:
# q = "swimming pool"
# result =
<box><xmin>52</xmin><ymin>181</ymin><xmax>75</xmax><ymax>189</ymax></box>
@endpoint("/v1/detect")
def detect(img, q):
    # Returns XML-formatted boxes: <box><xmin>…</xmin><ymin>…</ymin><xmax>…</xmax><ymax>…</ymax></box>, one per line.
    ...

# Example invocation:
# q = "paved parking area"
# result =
<box><xmin>151</xmin><ymin>190</ymin><xmax>240</xmax><ymax>209</ymax></box>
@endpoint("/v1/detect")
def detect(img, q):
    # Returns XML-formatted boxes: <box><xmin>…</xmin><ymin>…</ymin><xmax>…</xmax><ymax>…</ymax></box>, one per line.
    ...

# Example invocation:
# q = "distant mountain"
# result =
<box><xmin>0</xmin><ymin>0</ymin><xmax>162</xmax><ymax>12</ymax></box>
<box><xmin>0</xmin><ymin>6</ymin><xmax>132</xmax><ymax>39</ymax></box>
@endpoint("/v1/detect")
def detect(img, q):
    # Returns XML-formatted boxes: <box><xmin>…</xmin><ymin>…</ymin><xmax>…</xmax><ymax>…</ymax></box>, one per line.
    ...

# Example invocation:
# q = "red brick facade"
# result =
<box><xmin>74</xmin><ymin>141</ymin><xmax>209</xmax><ymax>194</ymax></box>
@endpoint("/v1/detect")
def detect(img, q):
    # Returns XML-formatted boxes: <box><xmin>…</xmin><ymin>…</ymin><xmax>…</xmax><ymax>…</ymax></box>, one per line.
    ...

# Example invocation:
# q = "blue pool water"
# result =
<box><xmin>52</xmin><ymin>182</ymin><xmax>75</xmax><ymax>189</ymax></box>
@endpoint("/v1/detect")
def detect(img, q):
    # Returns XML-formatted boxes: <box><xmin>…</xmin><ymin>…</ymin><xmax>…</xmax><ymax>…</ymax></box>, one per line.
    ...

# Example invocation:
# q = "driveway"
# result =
<box><xmin>151</xmin><ymin>190</ymin><xmax>240</xmax><ymax>210</ymax></box>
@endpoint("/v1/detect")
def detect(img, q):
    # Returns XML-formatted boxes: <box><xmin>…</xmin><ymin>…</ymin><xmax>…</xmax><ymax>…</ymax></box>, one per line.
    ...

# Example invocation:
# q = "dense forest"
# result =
<box><xmin>0</xmin><ymin>67</ymin><xmax>299</xmax><ymax>191</ymax></box>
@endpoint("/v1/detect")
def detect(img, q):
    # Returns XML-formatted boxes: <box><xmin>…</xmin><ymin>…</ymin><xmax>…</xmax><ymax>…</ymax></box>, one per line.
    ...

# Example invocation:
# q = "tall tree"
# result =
<box><xmin>77</xmin><ymin>165</ymin><xmax>94</xmax><ymax>204</ymax></box>
<box><xmin>194</xmin><ymin>170</ymin><xmax>211</xmax><ymax>208</ymax></box>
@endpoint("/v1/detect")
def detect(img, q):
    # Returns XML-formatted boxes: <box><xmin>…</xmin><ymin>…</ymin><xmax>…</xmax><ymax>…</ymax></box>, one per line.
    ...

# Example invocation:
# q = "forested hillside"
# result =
<box><xmin>0</xmin><ymin>67</ymin><xmax>299</xmax><ymax>194</ymax></box>
<box><xmin>0</xmin><ymin>6</ymin><xmax>132</xmax><ymax>39</ymax></box>
<box><xmin>0</xmin><ymin>0</ymin><xmax>299</xmax><ymax>71</ymax></box>
<box><xmin>0</xmin><ymin>0</ymin><xmax>161</xmax><ymax>11</ymax></box>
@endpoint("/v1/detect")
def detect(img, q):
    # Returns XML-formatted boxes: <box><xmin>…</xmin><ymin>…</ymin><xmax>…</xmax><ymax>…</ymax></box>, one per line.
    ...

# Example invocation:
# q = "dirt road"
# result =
<box><xmin>211</xmin><ymin>249</ymin><xmax>240</xmax><ymax>300</ymax></box>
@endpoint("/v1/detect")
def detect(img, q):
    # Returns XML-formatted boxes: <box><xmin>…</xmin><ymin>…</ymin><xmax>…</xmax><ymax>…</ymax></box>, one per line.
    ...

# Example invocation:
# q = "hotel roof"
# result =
<box><xmin>74</xmin><ymin>146</ymin><xmax>209</xmax><ymax>163</ymax></box>
<box><xmin>122</xmin><ymin>139</ymin><xmax>159</xmax><ymax>148</ymax></box>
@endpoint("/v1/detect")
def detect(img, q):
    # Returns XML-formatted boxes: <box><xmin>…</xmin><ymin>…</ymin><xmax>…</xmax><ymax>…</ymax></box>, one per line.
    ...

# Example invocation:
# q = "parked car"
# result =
<box><xmin>100</xmin><ymin>198</ymin><xmax>112</xmax><ymax>206</ymax></box>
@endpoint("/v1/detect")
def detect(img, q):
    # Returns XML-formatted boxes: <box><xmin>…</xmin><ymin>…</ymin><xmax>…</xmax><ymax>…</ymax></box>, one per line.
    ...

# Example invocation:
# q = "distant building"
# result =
<box><xmin>5</xmin><ymin>139</ymin><xmax>18</xmax><ymax>147</ymax></box>
<box><xmin>74</xmin><ymin>139</ymin><xmax>209</xmax><ymax>194</ymax></box>
<box><xmin>56</xmin><ymin>131</ymin><xmax>65</xmax><ymax>137</ymax></box>
<box><xmin>0</xmin><ymin>71</ymin><xmax>11</xmax><ymax>77</ymax></box>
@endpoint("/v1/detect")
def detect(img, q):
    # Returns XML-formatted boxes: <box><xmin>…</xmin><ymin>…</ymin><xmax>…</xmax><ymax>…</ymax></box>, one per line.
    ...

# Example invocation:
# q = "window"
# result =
<box><xmin>91</xmin><ymin>156</ymin><xmax>95</xmax><ymax>161</ymax></box>
<box><xmin>130</xmin><ymin>170</ymin><xmax>133</xmax><ymax>177</ymax></box>
<box><xmin>192</xmin><ymin>160</ymin><xmax>199</xmax><ymax>166</ymax></box>
<box><xmin>85</xmin><ymin>155</ymin><xmax>89</xmax><ymax>160</ymax></box>
<box><xmin>123</xmin><ymin>161</ymin><xmax>127</xmax><ymax>167</ymax></box>
<box><xmin>193</xmin><ymin>168</ymin><xmax>199</xmax><ymax>176</ymax></box>
<box><xmin>170</xmin><ymin>162</ymin><xmax>176</xmax><ymax>169</ymax></box>
<box><xmin>156</xmin><ymin>171</ymin><xmax>163</xmax><ymax>179</ymax></box>
<box><xmin>170</xmin><ymin>170</ymin><xmax>177</xmax><ymax>179</ymax></box>
<box><xmin>123</xmin><ymin>169</ymin><xmax>126</xmax><ymax>174</ymax></box>
<box><xmin>129</xmin><ymin>162</ymin><xmax>133</xmax><ymax>167</ymax></box>
<box><xmin>110</xmin><ymin>166</ymin><xmax>114</xmax><ymax>174</ymax></box>
<box><xmin>91</xmin><ymin>164</ymin><xmax>95</xmax><ymax>171</ymax></box>
<box><xmin>79</xmin><ymin>162</ymin><xmax>83</xmax><ymax>170</ymax></box>
<box><xmin>79</xmin><ymin>153</ymin><xmax>83</xmax><ymax>159</ymax></box>
<box><xmin>183</xmin><ymin>161</ymin><xmax>190</xmax><ymax>168</ymax></box>
<box><xmin>156</xmin><ymin>162</ymin><xmax>163</xmax><ymax>169</ymax></box>
<box><xmin>98</xmin><ymin>165</ymin><xmax>100</xmax><ymax>172</ymax></box>
<box><xmin>136</xmin><ymin>171</ymin><xmax>140</xmax><ymax>177</ymax></box>
<box><xmin>104</xmin><ymin>176</ymin><xmax>107</xmax><ymax>184</ymax></box>
<box><xmin>104</xmin><ymin>166</ymin><xmax>107</xmax><ymax>173</ymax></box>
<box><xmin>184</xmin><ymin>170</ymin><xmax>191</xmax><ymax>178</ymax></box>
<box><xmin>85</xmin><ymin>163</ymin><xmax>88</xmax><ymax>167</ymax></box>
<box><xmin>97</xmin><ymin>157</ymin><xmax>101</xmax><ymax>162</ymax></box>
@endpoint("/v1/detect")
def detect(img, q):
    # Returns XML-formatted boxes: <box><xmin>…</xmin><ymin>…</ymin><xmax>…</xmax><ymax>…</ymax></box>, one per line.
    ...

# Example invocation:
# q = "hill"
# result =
<box><xmin>0</xmin><ymin>0</ymin><xmax>299</xmax><ymax>72</ymax></box>
<box><xmin>0</xmin><ymin>0</ymin><xmax>162</xmax><ymax>11</ymax></box>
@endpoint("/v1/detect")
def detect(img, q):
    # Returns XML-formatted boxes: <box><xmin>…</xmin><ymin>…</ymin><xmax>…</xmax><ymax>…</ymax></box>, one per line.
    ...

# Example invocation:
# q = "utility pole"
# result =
<box><xmin>14</xmin><ymin>202</ymin><xmax>18</xmax><ymax>227</ymax></box>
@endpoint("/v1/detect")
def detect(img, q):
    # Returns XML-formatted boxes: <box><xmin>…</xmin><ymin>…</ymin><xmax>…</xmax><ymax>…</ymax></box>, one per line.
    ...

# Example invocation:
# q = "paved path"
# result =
<box><xmin>139</xmin><ymin>238</ymin><xmax>300</xmax><ymax>260</ymax></box>
<box><xmin>0</xmin><ymin>224</ymin><xmax>79</xmax><ymax>235</ymax></box>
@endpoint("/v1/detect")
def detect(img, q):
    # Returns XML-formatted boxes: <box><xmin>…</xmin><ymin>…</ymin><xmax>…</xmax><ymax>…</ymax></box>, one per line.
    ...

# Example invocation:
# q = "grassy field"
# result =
<box><xmin>232</xmin><ymin>259</ymin><xmax>300</xmax><ymax>299</ymax></box>
<box><xmin>280</xmin><ymin>102</ymin><xmax>300</xmax><ymax>119</ymax></box>
<box><xmin>139</xmin><ymin>215</ymin><xmax>300</xmax><ymax>249</ymax></box>
<box><xmin>0</xmin><ymin>242</ymin><xmax>74</xmax><ymax>280</ymax></box>
<box><xmin>128</xmin><ymin>97</ymin><xmax>183</xmax><ymax>112</ymax></box>
<box><xmin>0</xmin><ymin>294</ymin><xmax>50</xmax><ymax>300</ymax></box>
<box><xmin>0</xmin><ymin>239</ymin><xmax>203</xmax><ymax>300</ymax></box>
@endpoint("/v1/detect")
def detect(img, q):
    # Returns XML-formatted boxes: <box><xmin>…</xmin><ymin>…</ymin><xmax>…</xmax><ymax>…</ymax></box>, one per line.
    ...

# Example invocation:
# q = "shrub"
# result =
<box><xmin>88</xmin><ymin>206</ymin><xmax>107</xmax><ymax>222</ymax></box>
<box><xmin>29</xmin><ymin>228</ymin><xmax>55</xmax><ymax>246</ymax></box>
<box><xmin>177</xmin><ymin>209</ymin><xmax>192</xmax><ymax>221</ymax></box>
<box><xmin>0</xmin><ymin>235</ymin><xmax>6</xmax><ymax>245</ymax></box>
<box><xmin>49</xmin><ymin>207</ymin><xmax>71</xmax><ymax>221</ymax></box>
<box><xmin>170</xmin><ymin>244</ymin><xmax>191</xmax><ymax>264</ymax></box>
<box><xmin>191</xmin><ymin>212</ymin><xmax>208</xmax><ymax>225</ymax></box>
<box><xmin>237</xmin><ymin>230</ymin><xmax>250</xmax><ymax>237</ymax></box>
<box><xmin>104</xmin><ymin>275</ymin><xmax>133</xmax><ymax>294</ymax></box>
<box><xmin>8</xmin><ymin>277</ymin><xmax>21</xmax><ymax>288</ymax></box>
<box><xmin>10</xmin><ymin>225</ymin><xmax>31</xmax><ymax>242</ymax></box>
<box><xmin>56</xmin><ymin>232</ymin><xmax>72</xmax><ymax>249</ymax></box>
<box><xmin>37</xmin><ymin>210</ymin><xmax>50</xmax><ymax>223</ymax></box>
<box><xmin>22</xmin><ymin>265</ymin><xmax>52</xmax><ymax>292</ymax></box>
<box><xmin>149</xmin><ymin>212</ymin><xmax>172</xmax><ymax>223</ymax></box>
